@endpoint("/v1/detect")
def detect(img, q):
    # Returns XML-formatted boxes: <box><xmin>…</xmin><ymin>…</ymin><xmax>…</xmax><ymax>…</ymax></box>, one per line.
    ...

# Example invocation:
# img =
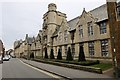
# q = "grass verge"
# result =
<box><xmin>90</xmin><ymin>63</ymin><xmax>112</xmax><ymax>71</ymax></box>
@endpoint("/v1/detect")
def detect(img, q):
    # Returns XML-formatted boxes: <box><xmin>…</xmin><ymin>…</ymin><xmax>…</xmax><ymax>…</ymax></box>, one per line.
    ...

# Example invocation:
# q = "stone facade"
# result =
<box><xmin>14</xmin><ymin>31</ymin><xmax>42</xmax><ymax>58</ymax></box>
<box><xmin>14</xmin><ymin>2</ymin><xmax>120</xmax><ymax>62</ymax></box>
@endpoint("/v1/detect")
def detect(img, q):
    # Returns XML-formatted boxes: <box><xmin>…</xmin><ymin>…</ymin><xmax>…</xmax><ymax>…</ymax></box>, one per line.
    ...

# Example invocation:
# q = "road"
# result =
<box><xmin>2</xmin><ymin>58</ymin><xmax>113</xmax><ymax>79</ymax></box>
<box><xmin>2</xmin><ymin>58</ymin><xmax>60</xmax><ymax>79</ymax></box>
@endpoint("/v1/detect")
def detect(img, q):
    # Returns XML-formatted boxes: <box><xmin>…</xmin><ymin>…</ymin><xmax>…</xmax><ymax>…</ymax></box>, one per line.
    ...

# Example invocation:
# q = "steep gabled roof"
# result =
<box><xmin>26</xmin><ymin>37</ymin><xmax>33</xmax><ymax>45</ymax></box>
<box><xmin>68</xmin><ymin>17</ymin><xmax>79</xmax><ymax>31</ymax></box>
<box><xmin>68</xmin><ymin>4</ymin><xmax>108</xmax><ymax>31</ymax></box>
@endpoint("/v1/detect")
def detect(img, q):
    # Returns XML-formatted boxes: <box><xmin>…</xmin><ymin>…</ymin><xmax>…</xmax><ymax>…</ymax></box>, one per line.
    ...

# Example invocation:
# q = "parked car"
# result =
<box><xmin>3</xmin><ymin>55</ymin><xmax>10</xmax><ymax>61</ymax></box>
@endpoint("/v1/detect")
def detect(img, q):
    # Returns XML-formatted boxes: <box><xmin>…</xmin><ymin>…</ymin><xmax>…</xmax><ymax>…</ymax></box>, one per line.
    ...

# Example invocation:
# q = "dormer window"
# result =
<box><xmin>99</xmin><ymin>22</ymin><xmax>107</xmax><ymax>34</ymax></box>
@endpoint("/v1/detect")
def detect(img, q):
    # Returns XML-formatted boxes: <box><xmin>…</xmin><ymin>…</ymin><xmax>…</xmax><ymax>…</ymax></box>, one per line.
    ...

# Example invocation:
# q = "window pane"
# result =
<box><xmin>101</xmin><ymin>39</ymin><xmax>109</xmax><ymax>57</ymax></box>
<box><xmin>79</xmin><ymin>25</ymin><xmax>83</xmax><ymax>37</ymax></box>
<box><xmin>100</xmin><ymin>22</ymin><xmax>107</xmax><ymax>34</ymax></box>
<box><xmin>88</xmin><ymin>41</ymin><xmax>94</xmax><ymax>56</ymax></box>
<box><xmin>87</xmin><ymin>22</ymin><xmax>93</xmax><ymax>36</ymax></box>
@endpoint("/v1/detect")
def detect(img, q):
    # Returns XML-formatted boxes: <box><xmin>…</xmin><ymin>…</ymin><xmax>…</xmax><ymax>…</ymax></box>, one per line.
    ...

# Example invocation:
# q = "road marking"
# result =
<box><xmin>19</xmin><ymin>59</ymin><xmax>61</xmax><ymax>79</ymax></box>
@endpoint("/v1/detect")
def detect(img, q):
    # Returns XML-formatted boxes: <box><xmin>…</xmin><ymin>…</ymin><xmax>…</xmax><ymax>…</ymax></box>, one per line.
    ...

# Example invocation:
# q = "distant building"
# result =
<box><xmin>0</xmin><ymin>40</ymin><xmax>5</xmax><ymax>57</ymax></box>
<box><xmin>14</xmin><ymin>31</ymin><xmax>42</xmax><ymax>59</ymax></box>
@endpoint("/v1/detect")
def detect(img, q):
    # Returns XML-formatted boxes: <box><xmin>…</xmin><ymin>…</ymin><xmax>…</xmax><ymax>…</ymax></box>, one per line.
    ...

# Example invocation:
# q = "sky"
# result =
<box><xmin>0</xmin><ymin>0</ymin><xmax>108</xmax><ymax>50</ymax></box>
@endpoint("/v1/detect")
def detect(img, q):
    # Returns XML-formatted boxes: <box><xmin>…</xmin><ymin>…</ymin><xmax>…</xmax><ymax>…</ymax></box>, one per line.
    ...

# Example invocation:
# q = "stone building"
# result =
<box><xmin>14</xmin><ymin>2</ymin><xmax>120</xmax><ymax>63</ymax></box>
<box><xmin>14</xmin><ymin>39</ymin><xmax>23</xmax><ymax>57</ymax></box>
<box><xmin>68</xmin><ymin>4</ymin><xmax>112</xmax><ymax>61</ymax></box>
<box><xmin>14</xmin><ymin>30</ymin><xmax>42</xmax><ymax>58</ymax></box>
<box><xmin>42</xmin><ymin>3</ymin><xmax>113</xmax><ymax>62</ymax></box>
<box><xmin>42</xmin><ymin>3</ymin><xmax>67</xmax><ymax>57</ymax></box>
<box><xmin>31</xmin><ymin>30</ymin><xmax>42</xmax><ymax>57</ymax></box>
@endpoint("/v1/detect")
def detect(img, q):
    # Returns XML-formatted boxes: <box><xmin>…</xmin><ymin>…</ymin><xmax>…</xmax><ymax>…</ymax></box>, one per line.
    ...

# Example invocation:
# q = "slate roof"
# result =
<box><xmin>68</xmin><ymin>4</ymin><xmax>108</xmax><ymax>31</ymax></box>
<box><xmin>89</xmin><ymin>4</ymin><xmax>108</xmax><ymax>22</ymax></box>
<box><xmin>67</xmin><ymin>17</ymin><xmax>79</xmax><ymax>31</ymax></box>
<box><xmin>26</xmin><ymin>37</ymin><xmax>33</xmax><ymax>45</ymax></box>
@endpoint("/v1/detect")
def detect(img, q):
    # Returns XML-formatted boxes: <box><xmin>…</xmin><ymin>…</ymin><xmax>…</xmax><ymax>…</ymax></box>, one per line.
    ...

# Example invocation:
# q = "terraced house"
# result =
<box><xmin>14</xmin><ymin>2</ymin><xmax>119</xmax><ymax>62</ymax></box>
<box><xmin>14</xmin><ymin>30</ymin><xmax>42</xmax><ymax>58</ymax></box>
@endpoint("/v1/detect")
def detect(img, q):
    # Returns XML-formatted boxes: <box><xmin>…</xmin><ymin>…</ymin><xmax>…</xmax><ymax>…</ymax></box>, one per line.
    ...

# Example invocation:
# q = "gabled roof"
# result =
<box><xmin>68</xmin><ymin>4</ymin><xmax>108</xmax><ymax>31</ymax></box>
<box><xmin>36</xmin><ymin>33</ymin><xmax>41</xmax><ymax>41</ymax></box>
<box><xmin>26</xmin><ymin>37</ymin><xmax>33</xmax><ymax>45</ymax></box>
<box><xmin>35</xmin><ymin>30</ymin><xmax>42</xmax><ymax>41</ymax></box>
<box><xmin>32</xmin><ymin>37</ymin><xmax>35</xmax><ymax>43</ymax></box>
<box><xmin>68</xmin><ymin>17</ymin><xmax>79</xmax><ymax>31</ymax></box>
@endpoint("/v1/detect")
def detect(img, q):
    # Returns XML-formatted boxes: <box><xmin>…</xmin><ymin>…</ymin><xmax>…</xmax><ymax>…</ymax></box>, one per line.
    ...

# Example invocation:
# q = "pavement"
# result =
<box><xmin>20</xmin><ymin>58</ymin><xmax>113</xmax><ymax>78</ymax></box>
<box><xmin>103</xmin><ymin>68</ymin><xmax>114</xmax><ymax>77</ymax></box>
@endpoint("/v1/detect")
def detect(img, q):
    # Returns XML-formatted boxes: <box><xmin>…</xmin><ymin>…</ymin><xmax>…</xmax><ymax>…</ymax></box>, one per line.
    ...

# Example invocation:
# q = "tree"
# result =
<box><xmin>78</xmin><ymin>46</ymin><xmax>86</xmax><ymax>61</ymax></box>
<box><xmin>44</xmin><ymin>47</ymin><xmax>48</xmax><ymax>59</ymax></box>
<box><xmin>57</xmin><ymin>48</ymin><xmax>62</xmax><ymax>60</ymax></box>
<box><xmin>50</xmin><ymin>48</ymin><xmax>55</xmax><ymax>59</ymax></box>
<box><xmin>66</xmin><ymin>47</ymin><xmax>73</xmax><ymax>61</ymax></box>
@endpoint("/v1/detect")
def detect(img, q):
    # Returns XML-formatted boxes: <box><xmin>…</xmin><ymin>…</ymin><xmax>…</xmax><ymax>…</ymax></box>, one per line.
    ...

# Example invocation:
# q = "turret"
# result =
<box><xmin>48</xmin><ymin>3</ymin><xmax>57</xmax><ymax>11</ymax></box>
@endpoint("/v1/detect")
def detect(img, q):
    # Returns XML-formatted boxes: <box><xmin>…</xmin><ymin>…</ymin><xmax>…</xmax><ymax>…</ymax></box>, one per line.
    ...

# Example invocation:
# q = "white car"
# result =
<box><xmin>3</xmin><ymin>55</ymin><xmax>10</xmax><ymax>61</ymax></box>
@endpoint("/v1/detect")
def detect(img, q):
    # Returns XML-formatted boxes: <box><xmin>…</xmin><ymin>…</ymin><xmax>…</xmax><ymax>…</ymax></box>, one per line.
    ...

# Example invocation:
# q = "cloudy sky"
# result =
<box><xmin>0</xmin><ymin>0</ymin><xmax>108</xmax><ymax>50</ymax></box>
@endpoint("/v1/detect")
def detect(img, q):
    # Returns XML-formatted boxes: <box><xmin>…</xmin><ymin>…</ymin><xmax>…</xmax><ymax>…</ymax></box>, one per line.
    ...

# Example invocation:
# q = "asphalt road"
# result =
<box><xmin>22</xmin><ymin>59</ymin><xmax>112</xmax><ymax>78</ymax></box>
<box><xmin>2</xmin><ymin>58</ymin><xmax>60</xmax><ymax>79</ymax></box>
<box><xmin>2</xmin><ymin>58</ymin><xmax>113</xmax><ymax>80</ymax></box>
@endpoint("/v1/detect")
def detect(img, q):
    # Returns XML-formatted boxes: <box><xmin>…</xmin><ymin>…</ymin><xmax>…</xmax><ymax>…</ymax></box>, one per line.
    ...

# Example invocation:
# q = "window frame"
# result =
<box><xmin>78</xmin><ymin>25</ymin><xmax>83</xmax><ymax>37</ymax></box>
<box><xmin>101</xmin><ymin>39</ymin><xmax>109</xmax><ymax>57</ymax></box>
<box><xmin>87</xmin><ymin>21</ymin><xmax>93</xmax><ymax>36</ymax></box>
<box><xmin>71</xmin><ymin>44</ymin><xmax>75</xmax><ymax>57</ymax></box>
<box><xmin>99</xmin><ymin>22</ymin><xmax>107</xmax><ymax>34</ymax></box>
<box><xmin>64</xmin><ymin>30</ymin><xmax>68</xmax><ymax>42</ymax></box>
<box><xmin>64</xmin><ymin>45</ymin><xmax>67</xmax><ymax>55</ymax></box>
<box><xmin>88</xmin><ymin>41</ymin><xmax>94</xmax><ymax>57</ymax></box>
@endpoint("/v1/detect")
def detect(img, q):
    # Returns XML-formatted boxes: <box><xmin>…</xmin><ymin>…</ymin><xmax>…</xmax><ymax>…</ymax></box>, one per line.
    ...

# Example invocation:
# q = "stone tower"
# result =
<box><xmin>42</xmin><ymin>3</ymin><xmax>67</xmax><ymax>55</ymax></box>
<box><xmin>43</xmin><ymin>3</ymin><xmax>57</xmax><ymax>45</ymax></box>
